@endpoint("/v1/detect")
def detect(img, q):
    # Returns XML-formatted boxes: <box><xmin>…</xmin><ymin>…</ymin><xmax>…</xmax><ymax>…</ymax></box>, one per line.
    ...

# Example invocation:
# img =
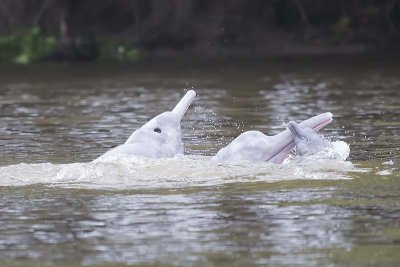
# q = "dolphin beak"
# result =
<box><xmin>172</xmin><ymin>90</ymin><xmax>197</xmax><ymax>121</ymax></box>
<box><xmin>299</xmin><ymin>112</ymin><xmax>333</xmax><ymax>132</ymax></box>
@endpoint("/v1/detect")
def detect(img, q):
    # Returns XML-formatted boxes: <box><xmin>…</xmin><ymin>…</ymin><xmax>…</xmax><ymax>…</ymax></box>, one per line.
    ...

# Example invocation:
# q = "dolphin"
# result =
<box><xmin>287</xmin><ymin>121</ymin><xmax>331</xmax><ymax>156</ymax></box>
<box><xmin>95</xmin><ymin>90</ymin><xmax>196</xmax><ymax>160</ymax></box>
<box><xmin>212</xmin><ymin>112</ymin><xmax>333</xmax><ymax>164</ymax></box>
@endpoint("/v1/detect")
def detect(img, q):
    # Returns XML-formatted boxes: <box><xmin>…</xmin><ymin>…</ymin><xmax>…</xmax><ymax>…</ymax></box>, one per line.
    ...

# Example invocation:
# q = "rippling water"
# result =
<box><xmin>0</xmin><ymin>58</ymin><xmax>399</xmax><ymax>266</ymax></box>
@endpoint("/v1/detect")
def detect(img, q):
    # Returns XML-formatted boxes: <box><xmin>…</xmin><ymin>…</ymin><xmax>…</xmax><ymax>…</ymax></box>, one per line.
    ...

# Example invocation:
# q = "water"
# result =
<box><xmin>0</xmin><ymin>58</ymin><xmax>399</xmax><ymax>266</ymax></box>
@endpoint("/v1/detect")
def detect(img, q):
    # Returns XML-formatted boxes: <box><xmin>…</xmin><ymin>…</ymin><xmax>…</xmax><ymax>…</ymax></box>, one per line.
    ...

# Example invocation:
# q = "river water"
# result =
<box><xmin>0</xmin><ymin>58</ymin><xmax>399</xmax><ymax>266</ymax></box>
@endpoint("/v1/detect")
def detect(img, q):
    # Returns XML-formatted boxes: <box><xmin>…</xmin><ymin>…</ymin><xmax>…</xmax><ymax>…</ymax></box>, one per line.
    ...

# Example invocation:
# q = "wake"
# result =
<box><xmin>0</xmin><ymin>141</ymin><xmax>353</xmax><ymax>189</ymax></box>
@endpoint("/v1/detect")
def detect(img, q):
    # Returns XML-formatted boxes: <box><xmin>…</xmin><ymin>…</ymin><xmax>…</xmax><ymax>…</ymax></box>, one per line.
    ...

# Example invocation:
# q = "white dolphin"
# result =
<box><xmin>95</xmin><ymin>90</ymin><xmax>196</xmax><ymax>161</ymax></box>
<box><xmin>212</xmin><ymin>112</ymin><xmax>333</xmax><ymax>164</ymax></box>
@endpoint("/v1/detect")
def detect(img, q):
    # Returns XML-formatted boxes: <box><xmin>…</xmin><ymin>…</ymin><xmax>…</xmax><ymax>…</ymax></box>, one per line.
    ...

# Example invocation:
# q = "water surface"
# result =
<box><xmin>0</xmin><ymin>58</ymin><xmax>399</xmax><ymax>266</ymax></box>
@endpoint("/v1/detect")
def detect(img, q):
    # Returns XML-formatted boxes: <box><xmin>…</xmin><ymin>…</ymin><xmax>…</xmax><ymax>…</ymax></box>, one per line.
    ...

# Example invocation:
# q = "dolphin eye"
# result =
<box><xmin>154</xmin><ymin>127</ymin><xmax>161</xmax><ymax>133</ymax></box>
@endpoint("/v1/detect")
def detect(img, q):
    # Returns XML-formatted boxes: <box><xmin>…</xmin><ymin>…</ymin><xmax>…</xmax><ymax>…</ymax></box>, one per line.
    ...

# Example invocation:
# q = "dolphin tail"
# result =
<box><xmin>172</xmin><ymin>90</ymin><xmax>196</xmax><ymax>121</ymax></box>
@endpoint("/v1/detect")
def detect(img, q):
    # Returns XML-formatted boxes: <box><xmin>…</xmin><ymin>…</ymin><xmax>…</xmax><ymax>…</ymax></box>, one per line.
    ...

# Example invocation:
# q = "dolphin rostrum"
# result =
<box><xmin>287</xmin><ymin>121</ymin><xmax>331</xmax><ymax>156</ymax></box>
<box><xmin>95</xmin><ymin>90</ymin><xmax>196</xmax><ymax>160</ymax></box>
<box><xmin>212</xmin><ymin>112</ymin><xmax>333</xmax><ymax>164</ymax></box>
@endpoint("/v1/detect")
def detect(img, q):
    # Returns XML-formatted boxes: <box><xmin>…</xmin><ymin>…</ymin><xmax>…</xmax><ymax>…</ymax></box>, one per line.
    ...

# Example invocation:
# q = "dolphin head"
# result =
<box><xmin>123</xmin><ymin>111</ymin><xmax>183</xmax><ymax>156</ymax></box>
<box><xmin>98</xmin><ymin>90</ymin><xmax>196</xmax><ymax>159</ymax></box>
<box><xmin>266</xmin><ymin>112</ymin><xmax>333</xmax><ymax>163</ymax></box>
<box><xmin>287</xmin><ymin>120</ymin><xmax>330</xmax><ymax>156</ymax></box>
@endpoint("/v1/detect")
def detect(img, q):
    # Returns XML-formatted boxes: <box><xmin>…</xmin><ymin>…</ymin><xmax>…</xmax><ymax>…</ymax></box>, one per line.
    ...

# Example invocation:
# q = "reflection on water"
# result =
<box><xmin>0</xmin><ymin>187</ymin><xmax>352</xmax><ymax>265</ymax></box>
<box><xmin>0</xmin><ymin>59</ymin><xmax>399</xmax><ymax>266</ymax></box>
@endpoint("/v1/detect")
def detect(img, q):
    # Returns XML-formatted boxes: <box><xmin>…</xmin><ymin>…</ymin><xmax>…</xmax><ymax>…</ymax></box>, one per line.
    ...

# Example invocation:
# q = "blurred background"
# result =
<box><xmin>1</xmin><ymin>0</ymin><xmax>400</xmax><ymax>63</ymax></box>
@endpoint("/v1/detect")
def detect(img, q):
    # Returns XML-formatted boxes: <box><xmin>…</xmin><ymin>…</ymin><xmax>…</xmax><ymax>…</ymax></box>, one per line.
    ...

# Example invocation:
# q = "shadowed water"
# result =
<box><xmin>0</xmin><ymin>58</ymin><xmax>399</xmax><ymax>266</ymax></box>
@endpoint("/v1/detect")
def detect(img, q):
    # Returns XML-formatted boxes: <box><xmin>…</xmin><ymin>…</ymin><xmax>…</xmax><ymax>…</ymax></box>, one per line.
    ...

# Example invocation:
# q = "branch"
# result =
<box><xmin>32</xmin><ymin>0</ymin><xmax>53</xmax><ymax>27</ymax></box>
<box><xmin>385</xmin><ymin>0</ymin><xmax>398</xmax><ymax>33</ymax></box>
<box><xmin>292</xmin><ymin>0</ymin><xmax>311</xmax><ymax>30</ymax></box>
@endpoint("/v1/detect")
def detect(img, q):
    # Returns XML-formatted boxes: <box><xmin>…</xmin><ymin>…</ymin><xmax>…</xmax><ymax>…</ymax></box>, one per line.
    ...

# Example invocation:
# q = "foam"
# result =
<box><xmin>0</xmin><ymin>141</ymin><xmax>354</xmax><ymax>189</ymax></box>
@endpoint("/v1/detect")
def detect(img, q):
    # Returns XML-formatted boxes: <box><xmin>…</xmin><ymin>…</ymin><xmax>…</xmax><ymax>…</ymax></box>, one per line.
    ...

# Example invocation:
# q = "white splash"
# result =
<box><xmin>382</xmin><ymin>160</ymin><xmax>394</xmax><ymax>165</ymax></box>
<box><xmin>0</xmin><ymin>141</ymin><xmax>353</xmax><ymax>189</ymax></box>
<box><xmin>377</xmin><ymin>159</ymin><xmax>397</xmax><ymax>176</ymax></box>
<box><xmin>293</xmin><ymin>141</ymin><xmax>350</xmax><ymax>163</ymax></box>
<box><xmin>377</xmin><ymin>169</ymin><xmax>392</xmax><ymax>176</ymax></box>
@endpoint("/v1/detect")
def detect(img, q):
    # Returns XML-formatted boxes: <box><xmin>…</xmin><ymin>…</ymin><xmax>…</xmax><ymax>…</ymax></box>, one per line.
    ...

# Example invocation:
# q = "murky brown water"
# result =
<box><xmin>0</xmin><ymin>58</ymin><xmax>399</xmax><ymax>266</ymax></box>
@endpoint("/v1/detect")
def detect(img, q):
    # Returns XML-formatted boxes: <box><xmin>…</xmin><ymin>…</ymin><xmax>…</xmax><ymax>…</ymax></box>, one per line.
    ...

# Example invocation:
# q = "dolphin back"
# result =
<box><xmin>212</xmin><ymin>112</ymin><xmax>334</xmax><ymax>164</ymax></box>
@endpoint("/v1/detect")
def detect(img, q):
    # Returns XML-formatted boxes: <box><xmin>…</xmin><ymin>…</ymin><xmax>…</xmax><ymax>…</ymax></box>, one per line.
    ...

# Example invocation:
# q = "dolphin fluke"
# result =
<box><xmin>172</xmin><ymin>90</ymin><xmax>196</xmax><ymax>121</ymax></box>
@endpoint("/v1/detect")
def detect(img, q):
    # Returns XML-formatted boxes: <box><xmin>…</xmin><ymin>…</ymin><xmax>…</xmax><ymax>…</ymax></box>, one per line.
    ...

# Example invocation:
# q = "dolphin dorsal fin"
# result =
<box><xmin>172</xmin><ymin>90</ymin><xmax>196</xmax><ymax>121</ymax></box>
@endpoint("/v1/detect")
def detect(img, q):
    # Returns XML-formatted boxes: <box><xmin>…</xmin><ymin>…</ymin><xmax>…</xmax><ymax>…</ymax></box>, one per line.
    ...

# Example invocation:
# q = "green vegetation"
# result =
<box><xmin>0</xmin><ymin>1</ymin><xmax>399</xmax><ymax>63</ymax></box>
<box><xmin>99</xmin><ymin>42</ymin><xmax>145</xmax><ymax>62</ymax></box>
<box><xmin>0</xmin><ymin>28</ymin><xmax>145</xmax><ymax>64</ymax></box>
<box><xmin>0</xmin><ymin>28</ymin><xmax>56</xmax><ymax>64</ymax></box>
<box><xmin>332</xmin><ymin>16</ymin><xmax>352</xmax><ymax>43</ymax></box>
